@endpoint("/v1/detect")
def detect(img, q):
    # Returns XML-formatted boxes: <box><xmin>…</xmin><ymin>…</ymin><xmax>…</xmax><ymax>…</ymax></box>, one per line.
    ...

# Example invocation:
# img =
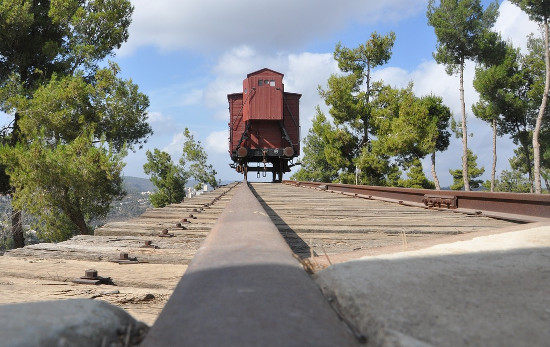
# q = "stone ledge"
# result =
<box><xmin>0</xmin><ymin>299</ymin><xmax>148</xmax><ymax>347</ymax></box>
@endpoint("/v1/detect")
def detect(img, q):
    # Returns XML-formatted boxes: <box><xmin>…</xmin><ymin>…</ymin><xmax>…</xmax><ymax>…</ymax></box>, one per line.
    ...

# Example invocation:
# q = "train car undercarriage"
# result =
<box><xmin>230</xmin><ymin>147</ymin><xmax>298</xmax><ymax>182</ymax></box>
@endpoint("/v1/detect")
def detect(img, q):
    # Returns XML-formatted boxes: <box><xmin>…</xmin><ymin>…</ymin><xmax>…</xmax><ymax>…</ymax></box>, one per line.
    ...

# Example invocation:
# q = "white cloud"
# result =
<box><xmin>120</xmin><ymin>0</ymin><xmax>427</xmax><ymax>55</ymax></box>
<box><xmin>121</xmin><ymin>0</ymin><xmax>538</xmax><ymax>185</ymax></box>
<box><xmin>146</xmin><ymin>111</ymin><xmax>169</xmax><ymax>123</ymax></box>
<box><xmin>180</xmin><ymin>89</ymin><xmax>204</xmax><ymax>106</ymax></box>
<box><xmin>162</xmin><ymin>132</ymin><xmax>186</xmax><ymax>159</ymax></box>
<box><xmin>206</xmin><ymin>130</ymin><xmax>229</xmax><ymax>155</ymax></box>
<box><xmin>494</xmin><ymin>1</ymin><xmax>540</xmax><ymax>53</ymax></box>
<box><xmin>146</xmin><ymin>111</ymin><xmax>179</xmax><ymax>135</ymax></box>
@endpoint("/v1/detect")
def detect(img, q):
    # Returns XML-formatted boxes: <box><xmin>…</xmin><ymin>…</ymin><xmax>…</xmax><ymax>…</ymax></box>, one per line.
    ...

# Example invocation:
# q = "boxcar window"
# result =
<box><xmin>264</xmin><ymin>80</ymin><xmax>269</xmax><ymax>85</ymax></box>
<box><xmin>244</xmin><ymin>88</ymin><xmax>248</xmax><ymax>94</ymax></box>
<box><xmin>269</xmin><ymin>80</ymin><xmax>275</xmax><ymax>86</ymax></box>
<box><xmin>258</xmin><ymin>80</ymin><xmax>263</xmax><ymax>86</ymax></box>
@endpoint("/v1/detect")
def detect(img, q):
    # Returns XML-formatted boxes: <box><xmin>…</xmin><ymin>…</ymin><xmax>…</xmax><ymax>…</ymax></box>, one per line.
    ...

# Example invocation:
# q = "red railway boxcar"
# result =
<box><xmin>228</xmin><ymin>68</ymin><xmax>301</xmax><ymax>182</ymax></box>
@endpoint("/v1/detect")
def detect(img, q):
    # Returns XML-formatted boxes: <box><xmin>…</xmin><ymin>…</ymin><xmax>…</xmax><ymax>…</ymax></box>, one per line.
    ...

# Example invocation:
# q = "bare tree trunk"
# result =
<box><xmin>68</xmin><ymin>210</ymin><xmax>91</xmax><ymax>235</ymax></box>
<box><xmin>460</xmin><ymin>60</ymin><xmax>470</xmax><ymax>191</ymax></box>
<box><xmin>532</xmin><ymin>20</ymin><xmax>547</xmax><ymax>192</ymax></box>
<box><xmin>491</xmin><ymin>118</ymin><xmax>497</xmax><ymax>192</ymax></box>
<box><xmin>525</xmin><ymin>143</ymin><xmax>534</xmax><ymax>193</ymax></box>
<box><xmin>10</xmin><ymin>112</ymin><xmax>24</xmax><ymax>249</ymax></box>
<box><xmin>534</xmin><ymin>18</ymin><xmax>550</xmax><ymax>194</ymax></box>
<box><xmin>431</xmin><ymin>151</ymin><xmax>441</xmax><ymax>190</ymax></box>
<box><xmin>11</xmin><ymin>209</ymin><xmax>24</xmax><ymax>248</ymax></box>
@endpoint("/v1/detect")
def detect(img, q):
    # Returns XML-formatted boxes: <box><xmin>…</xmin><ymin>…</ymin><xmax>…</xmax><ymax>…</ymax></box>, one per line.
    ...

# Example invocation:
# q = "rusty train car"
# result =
<box><xmin>228</xmin><ymin>68</ymin><xmax>301</xmax><ymax>182</ymax></box>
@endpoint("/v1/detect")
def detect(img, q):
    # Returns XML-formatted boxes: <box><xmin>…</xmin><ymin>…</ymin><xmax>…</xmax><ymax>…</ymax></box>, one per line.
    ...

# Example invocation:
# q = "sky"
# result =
<box><xmin>97</xmin><ymin>1</ymin><xmax>540</xmax><ymax>185</ymax></box>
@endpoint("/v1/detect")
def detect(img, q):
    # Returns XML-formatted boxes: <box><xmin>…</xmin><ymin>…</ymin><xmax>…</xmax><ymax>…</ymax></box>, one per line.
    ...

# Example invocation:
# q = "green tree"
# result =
<box><xmin>144</xmin><ymin>128</ymin><xmax>218</xmax><ymax>207</ymax></box>
<box><xmin>0</xmin><ymin>0</ymin><xmax>148</xmax><ymax>246</ymax></box>
<box><xmin>2</xmin><ymin>132</ymin><xmax>125</xmax><ymax>241</ymax></box>
<box><xmin>398</xmin><ymin>159</ymin><xmax>435</xmax><ymax>189</ymax></box>
<box><xmin>1</xmin><ymin>66</ymin><xmax>150</xmax><ymax>238</ymax></box>
<box><xmin>368</xmin><ymin>84</ymin><xmax>450</xmax><ymax>188</ymax></box>
<box><xmin>318</xmin><ymin>32</ymin><xmax>395</xmax><ymax>182</ymax></box>
<box><xmin>449</xmin><ymin>149</ymin><xmax>485</xmax><ymax>190</ymax></box>
<box><xmin>488</xmin><ymin>169</ymin><xmax>532</xmax><ymax>193</ymax></box>
<box><xmin>427</xmin><ymin>0</ymin><xmax>499</xmax><ymax>191</ymax></box>
<box><xmin>180</xmin><ymin>128</ymin><xmax>218</xmax><ymax>190</ymax></box>
<box><xmin>291</xmin><ymin>108</ymin><xmax>342</xmax><ymax>182</ymax></box>
<box><xmin>421</xmin><ymin>95</ymin><xmax>452</xmax><ymax>190</ymax></box>
<box><xmin>509</xmin><ymin>0</ymin><xmax>550</xmax><ymax>193</ymax></box>
<box><xmin>143</xmin><ymin>149</ymin><xmax>187</xmax><ymax>208</ymax></box>
<box><xmin>473</xmin><ymin>43</ymin><xmax>523</xmax><ymax>191</ymax></box>
<box><xmin>305</xmin><ymin>32</ymin><xmax>450</xmax><ymax>187</ymax></box>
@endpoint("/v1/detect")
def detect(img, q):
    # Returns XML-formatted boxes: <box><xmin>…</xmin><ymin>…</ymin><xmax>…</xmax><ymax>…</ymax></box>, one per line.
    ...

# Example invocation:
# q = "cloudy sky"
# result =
<box><xmin>112</xmin><ymin>0</ymin><xmax>539</xmax><ymax>186</ymax></box>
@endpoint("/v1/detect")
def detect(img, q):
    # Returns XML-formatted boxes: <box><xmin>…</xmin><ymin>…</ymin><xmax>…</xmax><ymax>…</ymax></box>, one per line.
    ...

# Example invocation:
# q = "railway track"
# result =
<box><xmin>2</xmin><ymin>181</ymin><xmax>549</xmax><ymax>346</ymax></box>
<box><xmin>1</xmin><ymin>183</ymin><xmax>240</xmax><ymax>325</ymax></box>
<box><xmin>249</xmin><ymin>182</ymin><xmax>518</xmax><ymax>264</ymax></box>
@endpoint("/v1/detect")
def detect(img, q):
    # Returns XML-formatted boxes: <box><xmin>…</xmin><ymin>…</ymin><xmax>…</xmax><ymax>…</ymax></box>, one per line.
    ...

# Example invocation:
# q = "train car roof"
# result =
<box><xmin>247</xmin><ymin>68</ymin><xmax>284</xmax><ymax>78</ymax></box>
<box><xmin>284</xmin><ymin>92</ymin><xmax>302</xmax><ymax>97</ymax></box>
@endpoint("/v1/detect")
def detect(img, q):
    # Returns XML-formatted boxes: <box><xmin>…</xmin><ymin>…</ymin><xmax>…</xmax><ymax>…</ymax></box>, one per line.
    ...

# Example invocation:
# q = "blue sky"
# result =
<box><xmin>102</xmin><ymin>1</ymin><xmax>539</xmax><ymax>185</ymax></box>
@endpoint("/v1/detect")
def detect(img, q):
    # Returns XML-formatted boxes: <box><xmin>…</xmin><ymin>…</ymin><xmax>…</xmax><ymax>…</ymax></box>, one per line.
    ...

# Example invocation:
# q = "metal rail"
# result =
<box><xmin>284</xmin><ymin>181</ymin><xmax>550</xmax><ymax>223</ymax></box>
<box><xmin>141</xmin><ymin>182</ymin><xmax>357</xmax><ymax>346</ymax></box>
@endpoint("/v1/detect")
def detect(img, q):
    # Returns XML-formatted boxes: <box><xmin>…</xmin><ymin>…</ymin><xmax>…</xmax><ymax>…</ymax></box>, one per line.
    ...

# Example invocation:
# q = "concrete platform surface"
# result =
<box><xmin>315</xmin><ymin>223</ymin><xmax>550</xmax><ymax>347</ymax></box>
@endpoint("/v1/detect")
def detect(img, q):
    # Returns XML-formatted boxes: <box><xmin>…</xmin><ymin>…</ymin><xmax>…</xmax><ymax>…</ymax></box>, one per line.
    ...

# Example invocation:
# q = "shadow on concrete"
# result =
<box><xmin>316</xmin><ymin>246</ymin><xmax>550</xmax><ymax>347</ymax></box>
<box><xmin>142</xmin><ymin>263</ymin><xmax>358</xmax><ymax>346</ymax></box>
<box><xmin>248</xmin><ymin>183</ymin><xmax>316</xmax><ymax>258</ymax></box>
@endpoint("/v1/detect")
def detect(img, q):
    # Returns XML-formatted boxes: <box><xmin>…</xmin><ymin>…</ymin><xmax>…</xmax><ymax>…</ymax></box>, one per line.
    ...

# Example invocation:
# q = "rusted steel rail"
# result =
<box><xmin>284</xmin><ymin>181</ymin><xmax>550</xmax><ymax>223</ymax></box>
<box><xmin>142</xmin><ymin>182</ymin><xmax>357</xmax><ymax>346</ymax></box>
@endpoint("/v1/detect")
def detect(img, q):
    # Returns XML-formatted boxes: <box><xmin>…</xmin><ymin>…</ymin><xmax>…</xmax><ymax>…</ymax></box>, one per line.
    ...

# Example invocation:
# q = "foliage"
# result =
<box><xmin>0</xmin><ymin>66</ymin><xmax>150</xmax><ymax>240</ymax></box>
<box><xmin>180</xmin><ymin>128</ymin><xmax>218</xmax><ymax>190</ymax></box>
<box><xmin>472</xmin><ymin>35</ymin><xmax>550</xmax><ymax>192</ymax></box>
<box><xmin>473</xmin><ymin>44</ymin><xmax>526</xmax><ymax>136</ymax></box>
<box><xmin>291</xmin><ymin>108</ymin><xmax>342</xmax><ymax>182</ymax></box>
<box><xmin>398</xmin><ymin>159</ymin><xmax>435</xmax><ymax>189</ymax></box>
<box><xmin>449</xmin><ymin>149</ymin><xmax>485</xmax><ymax>190</ymax></box>
<box><xmin>0</xmin><ymin>0</ymin><xmax>133</xmax><ymax>85</ymax></box>
<box><xmin>509</xmin><ymin>0</ymin><xmax>550</xmax><ymax>23</ymax></box>
<box><xmin>485</xmin><ymin>169</ymin><xmax>532</xmax><ymax>193</ymax></box>
<box><xmin>143</xmin><ymin>149</ymin><xmax>187</xmax><ymax>208</ymax></box>
<box><xmin>300</xmin><ymin>34</ymin><xmax>451</xmax><ymax>187</ymax></box>
<box><xmin>422</xmin><ymin>95</ymin><xmax>452</xmax><ymax>154</ymax></box>
<box><xmin>427</xmin><ymin>0</ymin><xmax>500</xmax><ymax>191</ymax></box>
<box><xmin>144</xmin><ymin>128</ymin><xmax>218</xmax><ymax>207</ymax></box>
<box><xmin>6</xmin><ymin>64</ymin><xmax>151</xmax><ymax>152</ymax></box>
<box><xmin>0</xmin><ymin>0</ymin><xmax>151</xmax><ymax>244</ymax></box>
<box><xmin>509</xmin><ymin>0</ymin><xmax>550</xmax><ymax>193</ymax></box>
<box><xmin>1</xmin><ymin>132</ymin><xmax>125</xmax><ymax>241</ymax></box>
<box><xmin>472</xmin><ymin>41</ymin><xmax>519</xmax><ymax>191</ymax></box>
<box><xmin>319</xmin><ymin>32</ymin><xmax>396</xmax><ymax>150</ymax></box>
<box><xmin>427</xmin><ymin>0</ymin><xmax>500</xmax><ymax>73</ymax></box>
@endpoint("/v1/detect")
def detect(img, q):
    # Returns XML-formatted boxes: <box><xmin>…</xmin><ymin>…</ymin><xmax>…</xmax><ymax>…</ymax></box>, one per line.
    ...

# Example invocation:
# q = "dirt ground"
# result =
<box><xmin>0</xmin><ymin>256</ymin><xmax>186</xmax><ymax>326</ymax></box>
<box><xmin>0</xmin><ymin>182</ymin><xmax>523</xmax><ymax>329</ymax></box>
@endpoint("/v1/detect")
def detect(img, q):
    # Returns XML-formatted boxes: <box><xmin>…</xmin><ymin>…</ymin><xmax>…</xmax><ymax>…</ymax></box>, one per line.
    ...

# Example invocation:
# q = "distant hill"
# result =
<box><xmin>123</xmin><ymin>176</ymin><xmax>156</xmax><ymax>193</ymax></box>
<box><xmin>123</xmin><ymin>176</ymin><xmax>237</xmax><ymax>194</ymax></box>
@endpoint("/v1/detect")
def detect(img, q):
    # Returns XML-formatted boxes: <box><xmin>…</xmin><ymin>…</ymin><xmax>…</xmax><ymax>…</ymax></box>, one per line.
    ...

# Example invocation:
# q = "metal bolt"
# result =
<box><xmin>144</xmin><ymin>240</ymin><xmax>152</xmax><ymax>246</ymax></box>
<box><xmin>176</xmin><ymin>223</ymin><xmax>182</xmax><ymax>228</ymax></box>
<box><xmin>85</xmin><ymin>269</ymin><xmax>98</xmax><ymax>278</ymax></box>
<box><xmin>162</xmin><ymin>228</ymin><xmax>169</xmax><ymax>235</ymax></box>
<box><xmin>120</xmin><ymin>252</ymin><xmax>129</xmax><ymax>260</ymax></box>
